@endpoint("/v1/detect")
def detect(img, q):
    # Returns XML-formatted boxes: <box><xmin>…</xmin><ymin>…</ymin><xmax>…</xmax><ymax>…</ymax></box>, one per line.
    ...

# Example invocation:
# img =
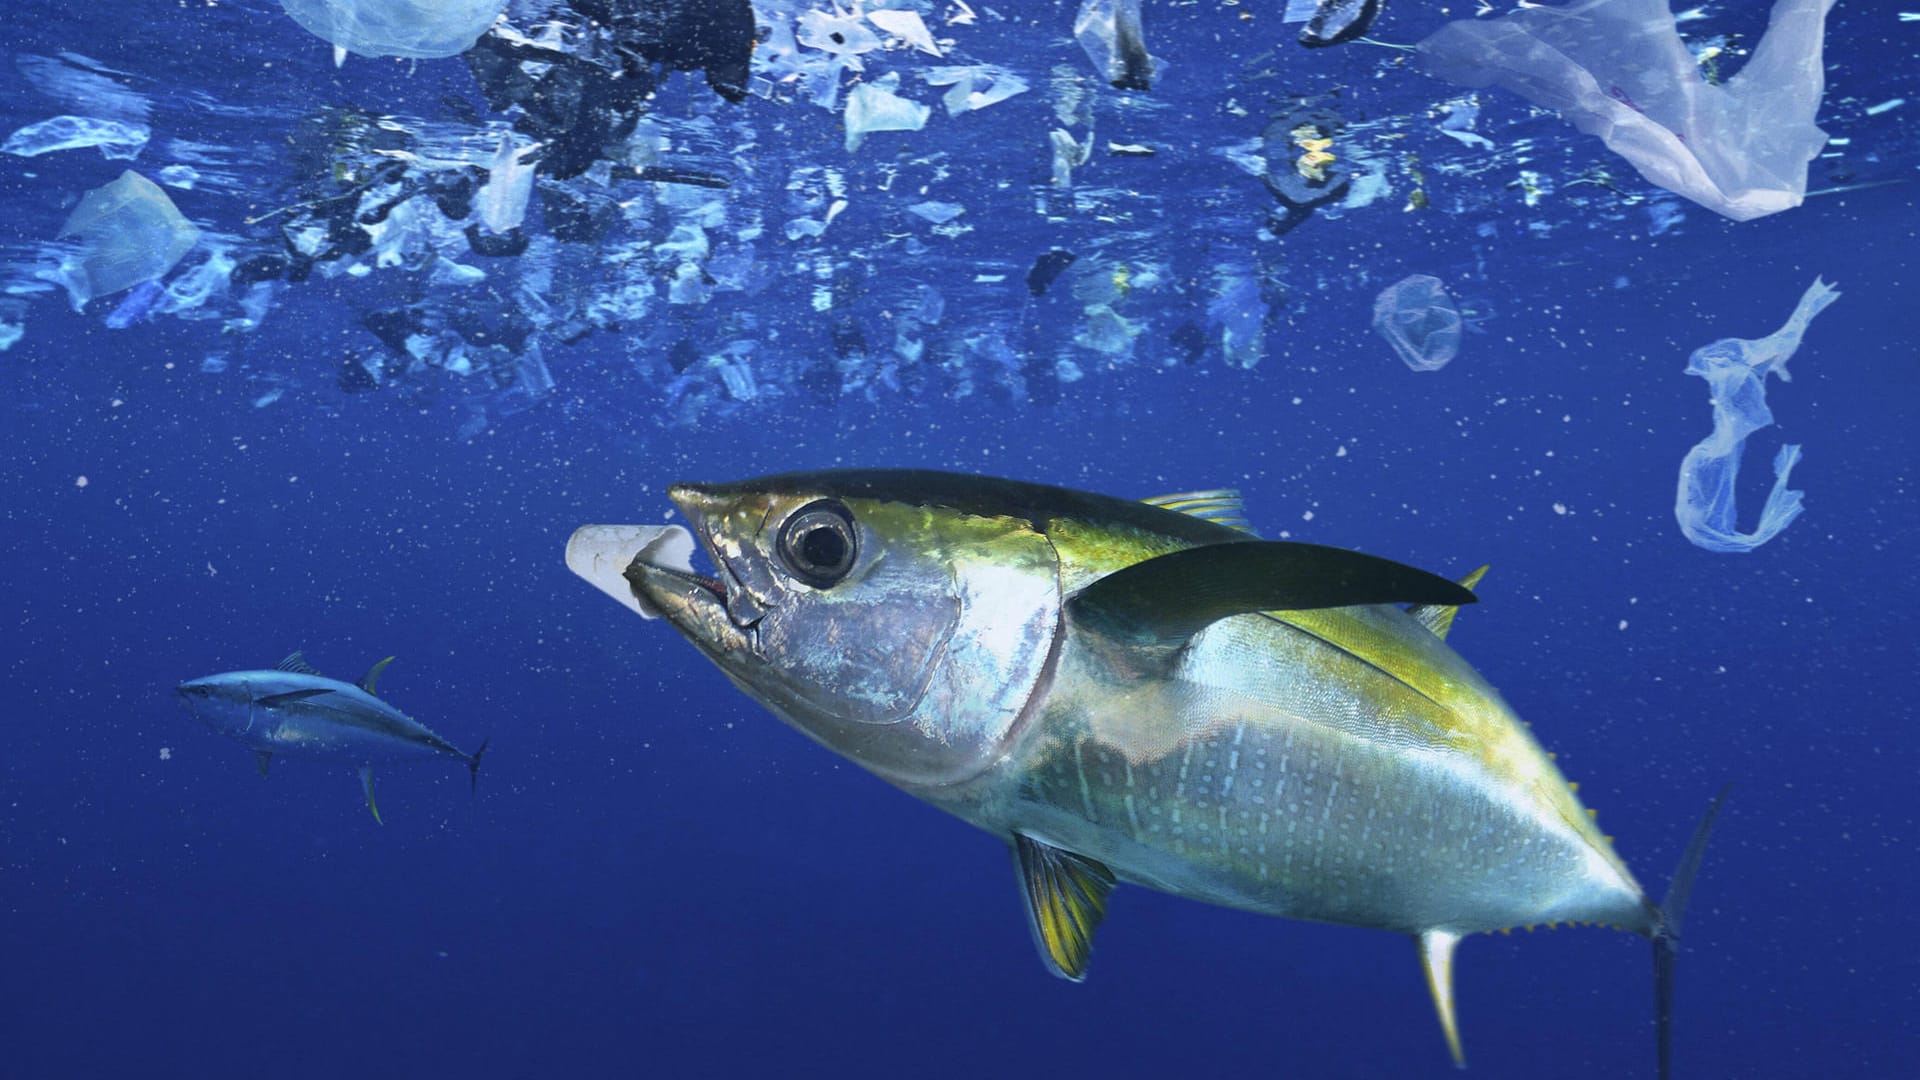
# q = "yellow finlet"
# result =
<box><xmin>1418</xmin><ymin>929</ymin><xmax>1466</xmax><ymax>1068</ymax></box>
<box><xmin>1409</xmin><ymin>565</ymin><xmax>1490</xmax><ymax>641</ymax></box>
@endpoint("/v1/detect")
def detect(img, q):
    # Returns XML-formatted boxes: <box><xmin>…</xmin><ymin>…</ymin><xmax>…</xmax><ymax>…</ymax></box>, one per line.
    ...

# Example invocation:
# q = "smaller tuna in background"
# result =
<box><xmin>176</xmin><ymin>651</ymin><xmax>487</xmax><ymax>823</ymax></box>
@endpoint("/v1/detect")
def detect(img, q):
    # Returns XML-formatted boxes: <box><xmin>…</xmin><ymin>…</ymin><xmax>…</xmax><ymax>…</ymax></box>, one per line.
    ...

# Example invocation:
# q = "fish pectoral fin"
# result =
<box><xmin>1066</xmin><ymin>541</ymin><xmax>1478</xmax><ymax>651</ymax></box>
<box><xmin>275</xmin><ymin>651</ymin><xmax>321</xmax><ymax>675</ymax></box>
<box><xmin>358</xmin><ymin>766</ymin><xmax>383</xmax><ymax>826</ymax></box>
<box><xmin>258</xmin><ymin>688</ymin><xmax>334</xmax><ymax>707</ymax></box>
<box><xmin>358</xmin><ymin>655</ymin><xmax>396</xmax><ymax>696</ymax></box>
<box><xmin>254</xmin><ymin>751</ymin><xmax>273</xmax><ymax>777</ymax></box>
<box><xmin>1408</xmin><ymin>565</ymin><xmax>1490</xmax><ymax>641</ymax></box>
<box><xmin>1418</xmin><ymin>929</ymin><xmax>1466</xmax><ymax>1068</ymax></box>
<box><xmin>1012</xmin><ymin>833</ymin><xmax>1115</xmax><ymax>983</ymax></box>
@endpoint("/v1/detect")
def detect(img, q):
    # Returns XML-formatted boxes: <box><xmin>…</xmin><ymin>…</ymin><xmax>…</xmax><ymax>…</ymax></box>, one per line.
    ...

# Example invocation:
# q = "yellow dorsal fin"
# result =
<box><xmin>358</xmin><ymin>655</ymin><xmax>396</xmax><ymax>696</ymax></box>
<box><xmin>1409</xmin><ymin>565</ymin><xmax>1490</xmax><ymax>640</ymax></box>
<box><xmin>1418</xmin><ymin>929</ymin><xmax>1466</xmax><ymax>1068</ymax></box>
<box><xmin>1140</xmin><ymin>489</ymin><xmax>1257</xmax><ymax>534</ymax></box>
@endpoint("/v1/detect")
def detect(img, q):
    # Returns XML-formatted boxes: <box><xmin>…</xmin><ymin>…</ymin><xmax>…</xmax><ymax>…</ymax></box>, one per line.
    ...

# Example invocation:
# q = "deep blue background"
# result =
<box><xmin>3</xmin><ymin>2</ymin><xmax>1917</xmax><ymax>1078</ymax></box>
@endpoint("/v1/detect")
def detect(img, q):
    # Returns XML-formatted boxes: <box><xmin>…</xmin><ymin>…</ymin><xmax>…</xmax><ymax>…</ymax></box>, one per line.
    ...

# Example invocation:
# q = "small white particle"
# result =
<box><xmin>1335</xmin><ymin>446</ymin><xmax>1348</xmax><ymax>458</ymax></box>
<box><xmin>1302</xmin><ymin>510</ymin><xmax>1315</xmax><ymax>521</ymax></box>
<box><xmin>1618</xmin><ymin>620</ymin><xmax>1629</xmax><ymax>631</ymax></box>
<box><xmin>1552</xmin><ymin>502</ymin><xmax>1567</xmax><ymax>515</ymax></box>
<box><xmin>158</xmin><ymin>747</ymin><xmax>171</xmax><ymax>761</ymax></box>
<box><xmin>74</xmin><ymin>475</ymin><xmax>89</xmax><ymax>488</ymax></box>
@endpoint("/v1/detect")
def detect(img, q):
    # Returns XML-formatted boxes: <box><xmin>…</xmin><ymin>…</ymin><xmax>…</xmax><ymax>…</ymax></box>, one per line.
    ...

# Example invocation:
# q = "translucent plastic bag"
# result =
<box><xmin>58</xmin><ymin>170</ymin><xmax>200</xmax><ymax>300</ymax></box>
<box><xmin>1372</xmin><ymin>274</ymin><xmax>1461</xmax><ymax>372</ymax></box>
<box><xmin>280</xmin><ymin>0</ymin><xmax>509</xmax><ymax>60</ymax></box>
<box><xmin>1675</xmin><ymin>277</ymin><xmax>1839</xmax><ymax>553</ymax></box>
<box><xmin>1418</xmin><ymin>0</ymin><xmax>1836</xmax><ymax>222</ymax></box>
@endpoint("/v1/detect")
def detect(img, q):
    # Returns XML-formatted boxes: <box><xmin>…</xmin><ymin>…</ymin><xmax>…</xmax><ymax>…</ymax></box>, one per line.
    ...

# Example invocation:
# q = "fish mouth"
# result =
<box><xmin>591</xmin><ymin>485</ymin><xmax>756</xmax><ymax>654</ymax></box>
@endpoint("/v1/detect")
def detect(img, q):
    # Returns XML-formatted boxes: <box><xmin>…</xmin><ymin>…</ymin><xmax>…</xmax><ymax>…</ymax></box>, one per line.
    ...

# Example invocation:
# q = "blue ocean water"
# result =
<box><xmin>2</xmin><ymin>2</ymin><xmax>1915</xmax><ymax>1077</ymax></box>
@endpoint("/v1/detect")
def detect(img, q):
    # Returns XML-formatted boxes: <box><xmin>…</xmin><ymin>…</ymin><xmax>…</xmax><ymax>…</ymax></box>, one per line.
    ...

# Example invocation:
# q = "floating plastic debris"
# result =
<box><xmin>868</xmin><ymin>9</ymin><xmax>942</xmax><ymax>56</ymax></box>
<box><xmin>279</xmin><ymin>0</ymin><xmax>510</xmax><ymax>60</ymax></box>
<box><xmin>1371</xmin><ymin>274</ymin><xmax>1462</xmax><ymax>372</ymax></box>
<box><xmin>2</xmin><ymin>116</ymin><xmax>150</xmax><ymax>159</ymax></box>
<box><xmin>1074</xmin><ymin>0</ymin><xmax>1156</xmax><ymax>92</ymax></box>
<box><xmin>1675</xmin><ymin>277</ymin><xmax>1840</xmax><ymax>553</ymax></box>
<box><xmin>58</xmin><ymin>170</ymin><xmax>200</xmax><ymax>302</ymax></box>
<box><xmin>923</xmin><ymin>66</ymin><xmax>1029</xmax><ymax>116</ymax></box>
<box><xmin>1419</xmin><ymin>0</ymin><xmax>1837</xmax><ymax>221</ymax></box>
<box><xmin>844</xmin><ymin>74</ymin><xmax>930</xmax><ymax>152</ymax></box>
<box><xmin>1297</xmin><ymin>0</ymin><xmax>1386</xmax><ymax>49</ymax></box>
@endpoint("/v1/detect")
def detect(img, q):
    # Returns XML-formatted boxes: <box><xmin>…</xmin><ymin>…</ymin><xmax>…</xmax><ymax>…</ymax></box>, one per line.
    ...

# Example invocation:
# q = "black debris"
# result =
<box><xmin>1027</xmin><ymin>249</ymin><xmax>1078</xmax><ymax>296</ymax></box>
<box><xmin>1299</xmin><ymin>0</ymin><xmax>1385</xmax><ymax>49</ymax></box>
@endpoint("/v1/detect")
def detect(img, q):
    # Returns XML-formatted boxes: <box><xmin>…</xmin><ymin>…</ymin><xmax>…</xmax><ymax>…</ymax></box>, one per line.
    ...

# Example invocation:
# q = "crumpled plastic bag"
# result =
<box><xmin>280</xmin><ymin>0</ymin><xmax>509</xmax><ymax>60</ymax></box>
<box><xmin>1372</xmin><ymin>274</ymin><xmax>1461</xmax><ymax>372</ymax></box>
<box><xmin>1418</xmin><ymin>0</ymin><xmax>1836</xmax><ymax>222</ymax></box>
<box><xmin>58</xmin><ymin>170</ymin><xmax>200</xmax><ymax>301</ymax></box>
<box><xmin>1675</xmin><ymin>277</ymin><xmax>1839</xmax><ymax>553</ymax></box>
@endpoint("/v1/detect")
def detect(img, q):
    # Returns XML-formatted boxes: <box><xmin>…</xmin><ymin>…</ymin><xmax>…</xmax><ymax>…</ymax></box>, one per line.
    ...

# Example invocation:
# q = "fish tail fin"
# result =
<box><xmin>1651</xmin><ymin>784</ymin><xmax>1732</xmax><ymax>1080</ymax></box>
<box><xmin>468</xmin><ymin>738</ymin><xmax>490</xmax><ymax>795</ymax></box>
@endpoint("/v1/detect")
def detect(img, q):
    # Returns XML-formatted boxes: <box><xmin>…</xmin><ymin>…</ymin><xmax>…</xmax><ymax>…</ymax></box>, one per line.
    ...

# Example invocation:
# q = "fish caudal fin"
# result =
<box><xmin>468</xmin><ymin>738</ymin><xmax>490</xmax><ymax>795</ymax></box>
<box><xmin>1417</xmin><ymin>929</ymin><xmax>1466</xmax><ymax>1068</ymax></box>
<box><xmin>1652</xmin><ymin>785</ymin><xmax>1732</xmax><ymax>1080</ymax></box>
<box><xmin>358</xmin><ymin>765</ymin><xmax>383</xmax><ymax>826</ymax></box>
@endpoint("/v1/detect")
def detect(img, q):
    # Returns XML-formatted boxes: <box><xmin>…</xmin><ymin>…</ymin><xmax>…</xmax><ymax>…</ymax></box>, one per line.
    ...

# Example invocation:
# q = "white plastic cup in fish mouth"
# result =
<box><xmin>566</xmin><ymin>524</ymin><xmax>695</xmax><ymax>619</ymax></box>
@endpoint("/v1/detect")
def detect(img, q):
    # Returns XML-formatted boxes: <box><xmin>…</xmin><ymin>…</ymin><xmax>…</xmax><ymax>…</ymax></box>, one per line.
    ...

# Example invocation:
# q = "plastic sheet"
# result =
<box><xmin>3</xmin><ymin>116</ymin><xmax>150</xmax><ymax>159</ymax></box>
<box><xmin>58</xmin><ymin>170</ymin><xmax>200</xmax><ymax>301</ymax></box>
<box><xmin>1418</xmin><ymin>0</ymin><xmax>1837</xmax><ymax>222</ymax></box>
<box><xmin>844</xmin><ymin>74</ymin><xmax>930</xmax><ymax>152</ymax></box>
<box><xmin>280</xmin><ymin>0</ymin><xmax>509</xmax><ymax>60</ymax></box>
<box><xmin>1371</xmin><ymin>274</ymin><xmax>1461</xmax><ymax>372</ymax></box>
<box><xmin>1675</xmin><ymin>277</ymin><xmax>1839</xmax><ymax>553</ymax></box>
<box><xmin>1074</xmin><ymin>0</ymin><xmax>1155</xmax><ymax>91</ymax></box>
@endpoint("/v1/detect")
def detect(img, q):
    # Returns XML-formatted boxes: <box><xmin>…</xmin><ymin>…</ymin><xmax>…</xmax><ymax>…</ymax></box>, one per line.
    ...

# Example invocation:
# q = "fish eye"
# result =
<box><xmin>777</xmin><ymin>499</ymin><xmax>858</xmax><ymax>588</ymax></box>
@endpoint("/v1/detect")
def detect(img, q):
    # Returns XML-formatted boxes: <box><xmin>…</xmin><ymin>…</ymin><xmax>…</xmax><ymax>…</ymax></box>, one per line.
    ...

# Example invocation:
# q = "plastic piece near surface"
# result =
<box><xmin>1075</xmin><ymin>0</ymin><xmax>1156</xmax><ymax>91</ymax></box>
<box><xmin>279</xmin><ymin>0</ymin><xmax>510</xmax><ymax>60</ymax></box>
<box><xmin>58</xmin><ymin>170</ymin><xmax>200</xmax><ymax>301</ymax></box>
<box><xmin>1417</xmin><ymin>0</ymin><xmax>1837</xmax><ymax>222</ymax></box>
<box><xmin>1675</xmin><ymin>277</ymin><xmax>1840</xmax><ymax>553</ymax></box>
<box><xmin>1372</xmin><ymin>274</ymin><xmax>1461</xmax><ymax>372</ymax></box>
<box><xmin>566</xmin><ymin>524</ymin><xmax>695</xmax><ymax>619</ymax></box>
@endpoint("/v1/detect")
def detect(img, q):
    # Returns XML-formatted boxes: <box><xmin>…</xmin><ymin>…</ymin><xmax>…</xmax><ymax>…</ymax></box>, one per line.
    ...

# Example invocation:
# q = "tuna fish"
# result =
<box><xmin>570</xmin><ymin>470</ymin><xmax>1725</xmax><ymax>1076</ymax></box>
<box><xmin>177</xmin><ymin>651</ymin><xmax>487</xmax><ymax>822</ymax></box>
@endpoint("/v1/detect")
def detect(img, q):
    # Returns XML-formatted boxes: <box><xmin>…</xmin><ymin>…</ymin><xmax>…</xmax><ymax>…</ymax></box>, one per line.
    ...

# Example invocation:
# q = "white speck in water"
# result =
<box><xmin>1618</xmin><ymin>620</ymin><xmax>1629</xmax><ymax>631</ymax></box>
<box><xmin>74</xmin><ymin>475</ymin><xmax>89</xmax><ymax>488</ymax></box>
<box><xmin>1552</xmin><ymin>502</ymin><xmax>1568</xmax><ymax>515</ymax></box>
<box><xmin>159</xmin><ymin>747</ymin><xmax>171</xmax><ymax>761</ymax></box>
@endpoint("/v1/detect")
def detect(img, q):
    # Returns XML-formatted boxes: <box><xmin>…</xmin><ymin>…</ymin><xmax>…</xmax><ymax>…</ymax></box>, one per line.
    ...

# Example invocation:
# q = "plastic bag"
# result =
<box><xmin>1675</xmin><ymin>277</ymin><xmax>1839</xmax><ymax>553</ymax></box>
<box><xmin>1372</xmin><ymin>274</ymin><xmax>1461</xmax><ymax>372</ymax></box>
<box><xmin>1418</xmin><ymin>0</ymin><xmax>1836</xmax><ymax>222</ymax></box>
<box><xmin>58</xmin><ymin>170</ymin><xmax>200</xmax><ymax>301</ymax></box>
<box><xmin>280</xmin><ymin>0</ymin><xmax>509</xmax><ymax>60</ymax></box>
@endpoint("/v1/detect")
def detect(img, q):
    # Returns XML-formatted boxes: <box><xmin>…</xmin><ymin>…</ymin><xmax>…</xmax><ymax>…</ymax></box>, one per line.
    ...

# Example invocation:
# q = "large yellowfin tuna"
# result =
<box><xmin>568</xmin><ymin>470</ymin><xmax>1724</xmax><ymax>1076</ymax></box>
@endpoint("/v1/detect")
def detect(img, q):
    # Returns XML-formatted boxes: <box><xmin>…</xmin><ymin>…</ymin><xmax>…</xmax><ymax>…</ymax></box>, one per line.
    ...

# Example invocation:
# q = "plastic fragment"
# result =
<box><xmin>923</xmin><ymin>66</ymin><xmax>1029</xmax><ymax>116</ymax></box>
<box><xmin>2</xmin><ymin>116</ymin><xmax>150</xmax><ymax>159</ymax></box>
<box><xmin>844</xmin><ymin>74</ymin><xmax>930</xmax><ymax>152</ymax></box>
<box><xmin>1417</xmin><ymin>0</ymin><xmax>1837</xmax><ymax>222</ymax></box>
<box><xmin>868</xmin><ymin>10</ymin><xmax>942</xmax><ymax>56</ymax></box>
<box><xmin>279</xmin><ymin>0</ymin><xmax>510</xmax><ymax>60</ymax></box>
<box><xmin>1675</xmin><ymin>277</ymin><xmax>1840</xmax><ymax>553</ymax></box>
<box><xmin>1074</xmin><ymin>0</ymin><xmax>1156</xmax><ymax>91</ymax></box>
<box><xmin>1371</xmin><ymin>274</ymin><xmax>1461</xmax><ymax>372</ymax></box>
<box><xmin>1298</xmin><ymin>0</ymin><xmax>1385</xmax><ymax>49</ymax></box>
<box><xmin>57</xmin><ymin>170</ymin><xmax>200</xmax><ymax>302</ymax></box>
